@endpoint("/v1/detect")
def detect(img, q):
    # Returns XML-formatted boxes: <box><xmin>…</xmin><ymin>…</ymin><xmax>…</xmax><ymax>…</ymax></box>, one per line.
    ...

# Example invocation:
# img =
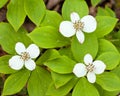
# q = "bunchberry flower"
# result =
<box><xmin>59</xmin><ymin>12</ymin><xmax>97</xmax><ymax>44</ymax></box>
<box><xmin>73</xmin><ymin>54</ymin><xmax>106</xmax><ymax>83</ymax></box>
<box><xmin>9</xmin><ymin>42</ymin><xmax>40</xmax><ymax>71</ymax></box>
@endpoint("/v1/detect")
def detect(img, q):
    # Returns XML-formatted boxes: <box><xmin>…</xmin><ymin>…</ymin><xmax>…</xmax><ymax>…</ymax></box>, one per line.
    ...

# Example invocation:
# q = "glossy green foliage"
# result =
<box><xmin>112</xmin><ymin>66</ymin><xmax>120</xmax><ymax>78</ymax></box>
<box><xmin>97</xmin><ymin>39</ymin><xmax>120</xmax><ymax>70</ymax></box>
<box><xmin>24</xmin><ymin>0</ymin><xmax>45</xmax><ymax>26</ymax></box>
<box><xmin>36</xmin><ymin>49</ymin><xmax>61</xmax><ymax>65</ymax></box>
<box><xmin>0</xmin><ymin>55</ymin><xmax>16</xmax><ymax>74</ymax></box>
<box><xmin>59</xmin><ymin>47</ymin><xmax>75</xmax><ymax>60</ymax></box>
<box><xmin>97</xmin><ymin>6</ymin><xmax>116</xmax><ymax>17</ymax></box>
<box><xmin>2</xmin><ymin>69</ymin><xmax>30</xmax><ymax>95</ymax></box>
<box><xmin>72</xmin><ymin>78</ymin><xmax>99</xmax><ymax>96</ymax></box>
<box><xmin>45</xmin><ymin>56</ymin><xmax>76</xmax><ymax>74</ymax></box>
<box><xmin>7</xmin><ymin>0</ymin><xmax>26</xmax><ymax>31</ymax></box>
<box><xmin>0</xmin><ymin>23</ymin><xmax>32</xmax><ymax>54</ymax></box>
<box><xmin>96</xmin><ymin>72</ymin><xmax>120</xmax><ymax>91</ymax></box>
<box><xmin>0</xmin><ymin>0</ymin><xmax>8</xmax><ymax>8</ymax></box>
<box><xmin>51</xmin><ymin>71</ymin><xmax>74</xmax><ymax>88</ymax></box>
<box><xmin>27</xmin><ymin>66</ymin><xmax>51</xmax><ymax>96</ymax></box>
<box><xmin>28</xmin><ymin>26</ymin><xmax>70</xmax><ymax>48</ymax></box>
<box><xmin>46</xmin><ymin>78</ymin><xmax>78</xmax><ymax>96</ymax></box>
<box><xmin>41</xmin><ymin>10</ymin><xmax>63</xmax><ymax>28</ymax></box>
<box><xmin>94</xmin><ymin>16</ymin><xmax>118</xmax><ymax>38</ymax></box>
<box><xmin>71</xmin><ymin>33</ymin><xmax>98</xmax><ymax>62</ymax></box>
<box><xmin>96</xmin><ymin>84</ymin><xmax>119</xmax><ymax>96</ymax></box>
<box><xmin>98</xmin><ymin>39</ymin><xmax>119</xmax><ymax>54</ymax></box>
<box><xmin>91</xmin><ymin>0</ymin><xmax>101</xmax><ymax>6</ymax></box>
<box><xmin>62</xmin><ymin>0</ymin><xmax>89</xmax><ymax>20</ymax></box>
<box><xmin>97</xmin><ymin>52</ymin><xmax>120</xmax><ymax>70</ymax></box>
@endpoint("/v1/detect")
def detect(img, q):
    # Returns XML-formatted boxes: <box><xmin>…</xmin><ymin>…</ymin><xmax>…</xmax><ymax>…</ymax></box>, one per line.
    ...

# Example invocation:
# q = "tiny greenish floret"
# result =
<box><xmin>73</xmin><ymin>21</ymin><xmax>84</xmax><ymax>31</ymax></box>
<box><xmin>59</xmin><ymin>12</ymin><xmax>97</xmax><ymax>44</ymax></box>
<box><xmin>73</xmin><ymin>53</ymin><xmax>106</xmax><ymax>83</ymax></box>
<box><xmin>86</xmin><ymin>64</ymin><xmax>95</xmax><ymax>72</ymax></box>
<box><xmin>20</xmin><ymin>52</ymin><xmax>30</xmax><ymax>61</ymax></box>
<box><xmin>9</xmin><ymin>42</ymin><xmax>40</xmax><ymax>71</ymax></box>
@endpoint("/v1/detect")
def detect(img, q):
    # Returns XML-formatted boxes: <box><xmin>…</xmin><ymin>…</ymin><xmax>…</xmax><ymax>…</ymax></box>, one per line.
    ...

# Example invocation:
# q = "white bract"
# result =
<box><xmin>73</xmin><ymin>54</ymin><xmax>106</xmax><ymax>83</ymax></box>
<box><xmin>59</xmin><ymin>12</ymin><xmax>97</xmax><ymax>44</ymax></box>
<box><xmin>9</xmin><ymin>42</ymin><xmax>40</xmax><ymax>71</ymax></box>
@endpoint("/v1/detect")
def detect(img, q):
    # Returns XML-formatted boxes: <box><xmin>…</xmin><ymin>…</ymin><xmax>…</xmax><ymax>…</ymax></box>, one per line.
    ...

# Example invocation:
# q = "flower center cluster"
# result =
<box><xmin>86</xmin><ymin>64</ymin><xmax>95</xmax><ymax>72</ymax></box>
<box><xmin>20</xmin><ymin>52</ymin><xmax>30</xmax><ymax>61</ymax></box>
<box><xmin>73</xmin><ymin>21</ymin><xmax>84</xmax><ymax>31</ymax></box>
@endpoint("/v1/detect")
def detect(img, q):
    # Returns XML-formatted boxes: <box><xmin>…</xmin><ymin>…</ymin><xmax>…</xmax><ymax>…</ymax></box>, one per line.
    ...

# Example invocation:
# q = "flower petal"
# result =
<box><xmin>26</xmin><ymin>44</ymin><xmax>40</xmax><ymax>58</ymax></box>
<box><xmin>59</xmin><ymin>21</ymin><xmax>75</xmax><ymax>37</ymax></box>
<box><xmin>84</xmin><ymin>53</ymin><xmax>93</xmax><ymax>65</ymax></box>
<box><xmin>76</xmin><ymin>31</ymin><xmax>85</xmax><ymax>44</ymax></box>
<box><xmin>93</xmin><ymin>60</ymin><xmax>106</xmax><ymax>74</ymax></box>
<box><xmin>87</xmin><ymin>72</ymin><xmax>96</xmax><ymax>83</ymax></box>
<box><xmin>9</xmin><ymin>55</ymin><xmax>24</xmax><ymax>70</ymax></box>
<box><xmin>70</xmin><ymin>12</ymin><xmax>80</xmax><ymax>23</ymax></box>
<box><xmin>15</xmin><ymin>42</ymin><xmax>26</xmax><ymax>55</ymax></box>
<box><xmin>73</xmin><ymin>63</ymin><xmax>87</xmax><ymax>78</ymax></box>
<box><xmin>25</xmin><ymin>59</ymin><xmax>36</xmax><ymax>71</ymax></box>
<box><xmin>81</xmin><ymin>15</ymin><xmax>97</xmax><ymax>33</ymax></box>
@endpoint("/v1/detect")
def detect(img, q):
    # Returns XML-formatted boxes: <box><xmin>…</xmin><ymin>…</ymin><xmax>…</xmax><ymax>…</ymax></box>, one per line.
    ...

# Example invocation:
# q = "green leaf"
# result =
<box><xmin>0</xmin><ymin>0</ymin><xmax>8</xmax><ymax>8</ymax></box>
<box><xmin>41</xmin><ymin>10</ymin><xmax>63</xmax><ymax>28</ymax></box>
<box><xmin>27</xmin><ymin>66</ymin><xmax>51</xmax><ymax>96</ymax></box>
<box><xmin>98</xmin><ymin>39</ymin><xmax>120</xmax><ymax>70</ymax></box>
<box><xmin>46</xmin><ymin>78</ymin><xmax>78</xmax><ymax>96</ymax></box>
<box><xmin>111</xmin><ymin>30</ymin><xmax>120</xmax><ymax>50</ymax></box>
<box><xmin>0</xmin><ymin>55</ymin><xmax>16</xmax><ymax>74</ymax></box>
<box><xmin>0</xmin><ymin>23</ymin><xmax>32</xmax><ymax>54</ymax></box>
<box><xmin>112</xmin><ymin>66</ymin><xmax>120</xmax><ymax>78</ymax></box>
<box><xmin>51</xmin><ymin>71</ymin><xmax>74</xmax><ymax>88</ymax></box>
<box><xmin>96</xmin><ymin>72</ymin><xmax>120</xmax><ymax>91</ymax></box>
<box><xmin>71</xmin><ymin>33</ymin><xmax>98</xmax><ymax>62</ymax></box>
<box><xmin>97</xmin><ymin>7</ymin><xmax>110</xmax><ymax>16</ymax></box>
<box><xmin>97</xmin><ymin>7</ymin><xmax>116</xmax><ymax>17</ymax></box>
<box><xmin>28</xmin><ymin>26</ymin><xmax>70</xmax><ymax>48</ymax></box>
<box><xmin>62</xmin><ymin>0</ymin><xmax>88</xmax><ymax>20</ymax></box>
<box><xmin>72</xmin><ymin>77</ymin><xmax>99</xmax><ymax>96</ymax></box>
<box><xmin>36</xmin><ymin>49</ymin><xmax>61</xmax><ymax>65</ymax></box>
<box><xmin>45</xmin><ymin>56</ymin><xmax>76</xmax><ymax>74</ymax></box>
<box><xmin>105</xmin><ymin>6</ymin><xmax>116</xmax><ymax>17</ymax></box>
<box><xmin>98</xmin><ymin>39</ymin><xmax>119</xmax><ymax>55</ymax></box>
<box><xmin>24</xmin><ymin>0</ymin><xmax>45</xmax><ymax>26</ymax></box>
<box><xmin>102</xmin><ymin>90</ymin><xmax>119</xmax><ymax>96</ymax></box>
<box><xmin>66</xmin><ymin>93</ymin><xmax>72</xmax><ymax>96</ymax></box>
<box><xmin>91</xmin><ymin>0</ymin><xmax>101</xmax><ymax>6</ymax></box>
<box><xmin>94</xmin><ymin>16</ymin><xmax>118</xmax><ymax>38</ymax></box>
<box><xmin>59</xmin><ymin>47</ymin><xmax>75</xmax><ymax>60</ymax></box>
<box><xmin>95</xmin><ymin>84</ymin><xmax>119</xmax><ymax>96</ymax></box>
<box><xmin>7</xmin><ymin>0</ymin><xmax>26</xmax><ymax>31</ymax></box>
<box><xmin>2</xmin><ymin>69</ymin><xmax>30</xmax><ymax>95</ymax></box>
<box><xmin>97</xmin><ymin>52</ymin><xmax>120</xmax><ymax>70</ymax></box>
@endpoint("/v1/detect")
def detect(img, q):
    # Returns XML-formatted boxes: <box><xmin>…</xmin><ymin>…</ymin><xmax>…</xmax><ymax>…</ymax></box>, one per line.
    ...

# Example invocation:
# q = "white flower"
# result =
<box><xmin>9</xmin><ymin>42</ymin><xmax>40</xmax><ymax>71</ymax></box>
<box><xmin>73</xmin><ymin>54</ymin><xmax>106</xmax><ymax>83</ymax></box>
<box><xmin>59</xmin><ymin>12</ymin><xmax>97</xmax><ymax>44</ymax></box>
